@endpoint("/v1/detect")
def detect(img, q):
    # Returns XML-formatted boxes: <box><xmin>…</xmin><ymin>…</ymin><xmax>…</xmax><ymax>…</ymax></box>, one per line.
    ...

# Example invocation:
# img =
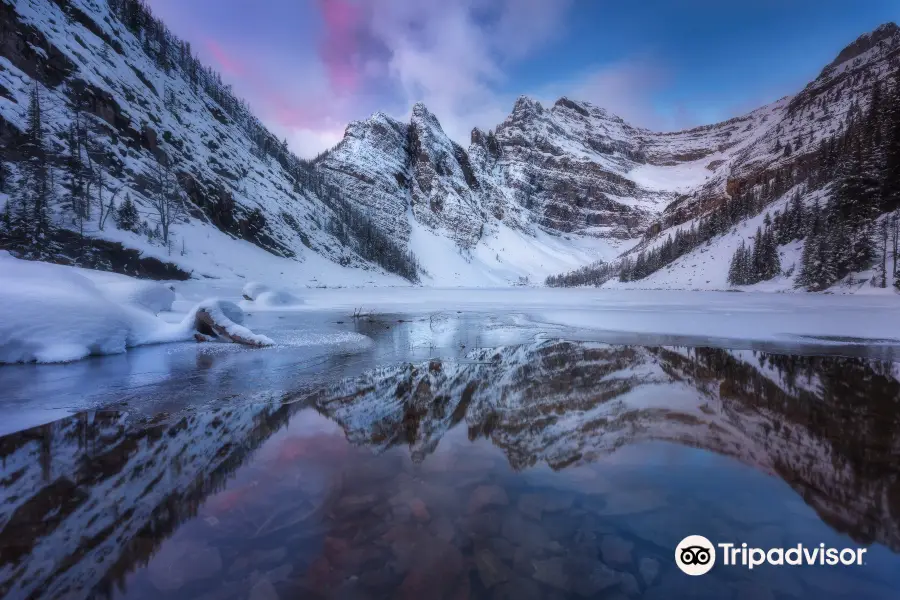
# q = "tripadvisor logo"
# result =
<box><xmin>675</xmin><ymin>535</ymin><xmax>868</xmax><ymax>575</ymax></box>
<box><xmin>676</xmin><ymin>535</ymin><xmax>716</xmax><ymax>576</ymax></box>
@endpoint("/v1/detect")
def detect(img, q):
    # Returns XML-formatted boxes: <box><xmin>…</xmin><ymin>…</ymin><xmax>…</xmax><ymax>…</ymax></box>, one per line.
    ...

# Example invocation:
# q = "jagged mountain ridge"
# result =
<box><xmin>1</xmin><ymin>0</ymin><xmax>897</xmax><ymax>286</ymax></box>
<box><xmin>316</xmin><ymin>21</ymin><xmax>900</xmax><ymax>286</ymax></box>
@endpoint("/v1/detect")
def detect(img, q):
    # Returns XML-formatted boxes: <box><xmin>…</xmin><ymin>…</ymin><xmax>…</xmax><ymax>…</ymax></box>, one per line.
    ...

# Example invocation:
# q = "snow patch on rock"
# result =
<box><xmin>242</xmin><ymin>282</ymin><xmax>272</xmax><ymax>301</ymax></box>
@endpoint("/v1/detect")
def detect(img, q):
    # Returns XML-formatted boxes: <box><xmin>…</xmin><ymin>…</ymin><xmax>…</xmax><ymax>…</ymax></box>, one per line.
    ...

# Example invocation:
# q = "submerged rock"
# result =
<box><xmin>475</xmin><ymin>548</ymin><xmax>512</xmax><ymax>588</ymax></box>
<box><xmin>599</xmin><ymin>535</ymin><xmax>634</xmax><ymax>566</ymax></box>
<box><xmin>468</xmin><ymin>485</ymin><xmax>510</xmax><ymax>513</ymax></box>
<box><xmin>639</xmin><ymin>557</ymin><xmax>660</xmax><ymax>586</ymax></box>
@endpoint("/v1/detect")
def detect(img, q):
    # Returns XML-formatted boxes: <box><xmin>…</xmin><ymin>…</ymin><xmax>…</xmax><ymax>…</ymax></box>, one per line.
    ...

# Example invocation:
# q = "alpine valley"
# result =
<box><xmin>2</xmin><ymin>0</ymin><xmax>900</xmax><ymax>292</ymax></box>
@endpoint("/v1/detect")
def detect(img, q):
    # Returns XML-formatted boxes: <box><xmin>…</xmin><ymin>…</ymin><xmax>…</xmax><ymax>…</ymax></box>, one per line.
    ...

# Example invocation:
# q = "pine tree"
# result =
<box><xmin>64</xmin><ymin>118</ymin><xmax>88</xmax><ymax>236</ymax></box>
<box><xmin>116</xmin><ymin>194</ymin><xmax>140</xmax><ymax>232</ymax></box>
<box><xmin>0</xmin><ymin>197</ymin><xmax>11</xmax><ymax>236</ymax></box>
<box><xmin>876</xmin><ymin>218</ymin><xmax>889</xmax><ymax>288</ymax></box>
<box><xmin>728</xmin><ymin>241</ymin><xmax>748</xmax><ymax>285</ymax></box>
<box><xmin>829</xmin><ymin>138</ymin><xmax>879</xmax><ymax>276</ymax></box>
<box><xmin>798</xmin><ymin>199</ymin><xmax>824</xmax><ymax>289</ymax></box>
<box><xmin>15</xmin><ymin>82</ymin><xmax>54</xmax><ymax>255</ymax></box>
<box><xmin>883</xmin><ymin>75</ymin><xmax>900</xmax><ymax>212</ymax></box>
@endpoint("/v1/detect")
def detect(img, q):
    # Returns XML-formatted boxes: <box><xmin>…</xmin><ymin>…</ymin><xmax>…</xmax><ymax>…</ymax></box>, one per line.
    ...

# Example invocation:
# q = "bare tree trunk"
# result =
<box><xmin>883</xmin><ymin>223</ymin><xmax>889</xmax><ymax>287</ymax></box>
<box><xmin>893</xmin><ymin>214</ymin><xmax>900</xmax><ymax>288</ymax></box>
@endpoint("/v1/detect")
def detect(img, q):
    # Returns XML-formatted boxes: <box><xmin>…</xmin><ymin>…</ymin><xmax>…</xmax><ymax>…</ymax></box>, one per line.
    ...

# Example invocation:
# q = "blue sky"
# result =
<box><xmin>146</xmin><ymin>0</ymin><xmax>899</xmax><ymax>157</ymax></box>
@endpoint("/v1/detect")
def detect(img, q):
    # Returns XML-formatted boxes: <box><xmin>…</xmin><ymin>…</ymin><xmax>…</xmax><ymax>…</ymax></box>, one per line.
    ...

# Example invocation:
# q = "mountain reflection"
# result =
<box><xmin>1</xmin><ymin>341</ymin><xmax>899</xmax><ymax>599</ymax></box>
<box><xmin>312</xmin><ymin>342</ymin><xmax>900</xmax><ymax>549</ymax></box>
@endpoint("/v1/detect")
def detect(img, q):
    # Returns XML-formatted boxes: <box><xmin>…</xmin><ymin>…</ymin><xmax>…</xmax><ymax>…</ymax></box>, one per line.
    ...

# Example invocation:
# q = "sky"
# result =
<box><xmin>145</xmin><ymin>0</ymin><xmax>899</xmax><ymax>158</ymax></box>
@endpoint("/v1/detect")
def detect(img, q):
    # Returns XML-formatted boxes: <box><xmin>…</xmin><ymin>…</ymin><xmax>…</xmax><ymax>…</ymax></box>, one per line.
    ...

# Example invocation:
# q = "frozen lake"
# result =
<box><xmin>1</xmin><ymin>298</ymin><xmax>900</xmax><ymax>599</ymax></box>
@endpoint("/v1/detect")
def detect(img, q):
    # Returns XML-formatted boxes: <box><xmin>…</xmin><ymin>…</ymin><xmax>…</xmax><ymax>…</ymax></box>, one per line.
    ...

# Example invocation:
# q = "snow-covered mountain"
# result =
<box><xmin>0</xmin><ymin>0</ymin><xmax>412</xmax><ymax>286</ymax></box>
<box><xmin>319</xmin><ymin>22</ymin><xmax>900</xmax><ymax>288</ymax></box>
<box><xmin>1</xmin><ymin>0</ymin><xmax>898</xmax><ymax>288</ymax></box>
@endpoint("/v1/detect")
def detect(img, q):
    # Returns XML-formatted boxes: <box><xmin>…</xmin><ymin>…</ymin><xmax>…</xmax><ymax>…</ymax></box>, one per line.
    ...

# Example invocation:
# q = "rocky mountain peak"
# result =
<box><xmin>825</xmin><ymin>21</ymin><xmax>900</xmax><ymax>71</ymax></box>
<box><xmin>410</xmin><ymin>101</ymin><xmax>445</xmax><ymax>134</ymax></box>
<box><xmin>511</xmin><ymin>95</ymin><xmax>544</xmax><ymax>119</ymax></box>
<box><xmin>553</xmin><ymin>96</ymin><xmax>592</xmax><ymax>118</ymax></box>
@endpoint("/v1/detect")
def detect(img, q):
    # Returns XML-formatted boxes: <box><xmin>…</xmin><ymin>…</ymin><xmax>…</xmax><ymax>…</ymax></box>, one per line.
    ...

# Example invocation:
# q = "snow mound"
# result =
<box><xmin>0</xmin><ymin>257</ymin><xmax>168</xmax><ymax>363</ymax></box>
<box><xmin>98</xmin><ymin>281</ymin><xmax>176</xmax><ymax>314</ymax></box>
<box><xmin>239</xmin><ymin>282</ymin><xmax>303</xmax><ymax>308</ymax></box>
<box><xmin>0</xmin><ymin>255</ymin><xmax>274</xmax><ymax>364</ymax></box>
<box><xmin>254</xmin><ymin>289</ymin><xmax>303</xmax><ymax>307</ymax></box>
<box><xmin>242</xmin><ymin>282</ymin><xmax>271</xmax><ymax>301</ymax></box>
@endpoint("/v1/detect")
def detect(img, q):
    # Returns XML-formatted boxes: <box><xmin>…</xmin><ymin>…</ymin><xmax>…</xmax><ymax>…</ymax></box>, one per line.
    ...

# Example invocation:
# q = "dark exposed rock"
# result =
<box><xmin>825</xmin><ymin>21</ymin><xmax>899</xmax><ymax>71</ymax></box>
<box><xmin>0</xmin><ymin>229</ymin><xmax>191</xmax><ymax>280</ymax></box>
<box><xmin>0</xmin><ymin>1</ymin><xmax>74</xmax><ymax>87</ymax></box>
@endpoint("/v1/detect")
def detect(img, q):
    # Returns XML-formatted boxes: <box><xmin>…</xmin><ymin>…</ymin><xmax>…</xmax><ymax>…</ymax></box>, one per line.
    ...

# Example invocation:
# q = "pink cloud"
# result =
<box><xmin>204</xmin><ymin>38</ymin><xmax>246</xmax><ymax>77</ymax></box>
<box><xmin>317</xmin><ymin>0</ymin><xmax>365</xmax><ymax>94</ymax></box>
<box><xmin>202</xmin><ymin>35</ymin><xmax>337</xmax><ymax>136</ymax></box>
<box><xmin>268</xmin><ymin>91</ymin><xmax>329</xmax><ymax>130</ymax></box>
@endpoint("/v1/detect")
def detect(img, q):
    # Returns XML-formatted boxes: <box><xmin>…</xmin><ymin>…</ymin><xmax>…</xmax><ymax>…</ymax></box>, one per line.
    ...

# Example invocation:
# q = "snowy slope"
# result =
<box><xmin>0</xmin><ymin>0</ymin><xmax>404</xmax><ymax>284</ymax></box>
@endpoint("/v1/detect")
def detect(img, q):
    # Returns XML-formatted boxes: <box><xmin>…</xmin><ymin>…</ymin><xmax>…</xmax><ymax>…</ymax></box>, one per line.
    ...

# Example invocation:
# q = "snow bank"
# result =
<box><xmin>97</xmin><ymin>281</ymin><xmax>176</xmax><ymax>313</ymax></box>
<box><xmin>239</xmin><ymin>283</ymin><xmax>303</xmax><ymax>309</ymax></box>
<box><xmin>242</xmin><ymin>282</ymin><xmax>271</xmax><ymax>301</ymax></box>
<box><xmin>0</xmin><ymin>255</ymin><xmax>272</xmax><ymax>364</ymax></box>
<box><xmin>253</xmin><ymin>289</ymin><xmax>303</xmax><ymax>308</ymax></box>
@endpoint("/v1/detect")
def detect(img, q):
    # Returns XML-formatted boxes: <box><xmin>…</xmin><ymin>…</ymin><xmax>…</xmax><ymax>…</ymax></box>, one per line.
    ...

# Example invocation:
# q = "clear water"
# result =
<box><xmin>1</xmin><ymin>314</ymin><xmax>899</xmax><ymax>600</ymax></box>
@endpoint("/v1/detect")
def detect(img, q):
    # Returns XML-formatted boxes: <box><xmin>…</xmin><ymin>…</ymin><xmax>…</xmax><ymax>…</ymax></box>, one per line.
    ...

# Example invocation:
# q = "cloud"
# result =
<box><xmin>287</xmin><ymin>127</ymin><xmax>346</xmax><ymax>159</ymax></box>
<box><xmin>204</xmin><ymin>38</ymin><xmax>246</xmax><ymax>77</ymax></box>
<box><xmin>317</xmin><ymin>0</ymin><xmax>365</xmax><ymax>94</ymax></box>
<box><xmin>536</xmin><ymin>59</ymin><xmax>675</xmax><ymax>130</ymax></box>
<box><xmin>310</xmin><ymin>0</ymin><xmax>573</xmax><ymax>145</ymax></box>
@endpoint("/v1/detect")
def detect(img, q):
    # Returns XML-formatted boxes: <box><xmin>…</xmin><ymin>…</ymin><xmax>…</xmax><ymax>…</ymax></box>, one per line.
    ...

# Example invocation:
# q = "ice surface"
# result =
<box><xmin>176</xmin><ymin>279</ymin><xmax>900</xmax><ymax>345</ymax></box>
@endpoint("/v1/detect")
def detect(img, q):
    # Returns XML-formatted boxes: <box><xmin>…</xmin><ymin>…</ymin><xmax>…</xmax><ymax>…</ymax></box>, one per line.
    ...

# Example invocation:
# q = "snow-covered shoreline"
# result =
<box><xmin>0</xmin><ymin>253</ymin><xmax>271</xmax><ymax>364</ymax></box>
<box><xmin>4</xmin><ymin>251</ymin><xmax>899</xmax><ymax>366</ymax></box>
